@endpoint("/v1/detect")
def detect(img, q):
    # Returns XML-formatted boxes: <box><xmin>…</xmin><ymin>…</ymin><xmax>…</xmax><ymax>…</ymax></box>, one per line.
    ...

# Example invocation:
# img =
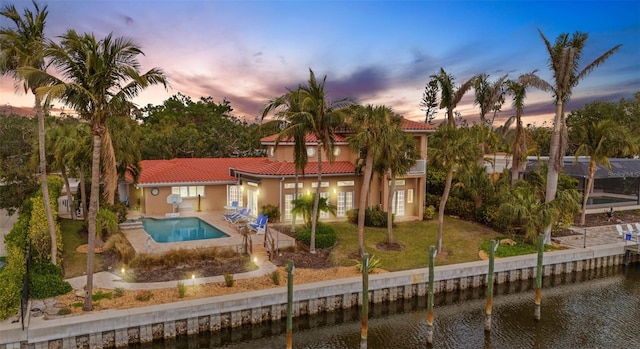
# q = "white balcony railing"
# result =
<box><xmin>408</xmin><ymin>159</ymin><xmax>426</xmax><ymax>174</ymax></box>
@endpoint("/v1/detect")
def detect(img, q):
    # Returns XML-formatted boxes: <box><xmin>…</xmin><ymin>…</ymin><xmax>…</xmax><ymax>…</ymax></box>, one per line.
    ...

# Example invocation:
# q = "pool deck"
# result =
<box><xmin>121</xmin><ymin>211</ymin><xmax>295</xmax><ymax>255</ymax></box>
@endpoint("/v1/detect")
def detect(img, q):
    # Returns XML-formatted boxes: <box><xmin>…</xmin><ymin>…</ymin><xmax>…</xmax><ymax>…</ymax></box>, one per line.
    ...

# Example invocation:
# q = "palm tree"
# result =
<box><xmin>503</xmin><ymin>75</ymin><xmax>534</xmax><ymax>185</ymax></box>
<box><xmin>46</xmin><ymin>119</ymin><xmax>81</xmax><ymax>220</ymax></box>
<box><xmin>23</xmin><ymin>30</ymin><xmax>167</xmax><ymax>310</ymax></box>
<box><xmin>572</xmin><ymin>120</ymin><xmax>637</xmax><ymax>225</ymax></box>
<box><xmin>0</xmin><ymin>1</ymin><xmax>58</xmax><ymax>265</ymax></box>
<box><xmin>261</xmin><ymin>89</ymin><xmax>307</xmax><ymax>233</ymax></box>
<box><xmin>347</xmin><ymin>105</ymin><xmax>400</xmax><ymax>254</ymax></box>
<box><xmin>380</xmin><ymin>130</ymin><xmax>419</xmax><ymax>244</ymax></box>
<box><xmin>523</xmin><ymin>30</ymin><xmax>621</xmax><ymax>243</ymax></box>
<box><xmin>473</xmin><ymin>73</ymin><xmax>507</xmax><ymax>164</ymax></box>
<box><xmin>428</xmin><ymin>125</ymin><xmax>478</xmax><ymax>253</ymax></box>
<box><xmin>429</xmin><ymin>68</ymin><xmax>476</xmax><ymax>127</ymax></box>
<box><xmin>277</xmin><ymin>69</ymin><xmax>349</xmax><ymax>254</ymax></box>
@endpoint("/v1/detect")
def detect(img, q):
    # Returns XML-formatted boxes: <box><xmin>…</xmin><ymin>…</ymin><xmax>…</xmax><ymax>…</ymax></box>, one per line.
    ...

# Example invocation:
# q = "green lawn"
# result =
<box><xmin>60</xmin><ymin>219</ymin><xmax>106</xmax><ymax>278</ymax></box>
<box><xmin>329</xmin><ymin>217</ymin><xmax>503</xmax><ymax>271</ymax></box>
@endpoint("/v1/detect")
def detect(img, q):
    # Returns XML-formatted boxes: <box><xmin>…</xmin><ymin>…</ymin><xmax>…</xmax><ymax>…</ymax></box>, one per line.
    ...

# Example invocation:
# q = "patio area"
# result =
<box><xmin>120</xmin><ymin>210</ymin><xmax>295</xmax><ymax>255</ymax></box>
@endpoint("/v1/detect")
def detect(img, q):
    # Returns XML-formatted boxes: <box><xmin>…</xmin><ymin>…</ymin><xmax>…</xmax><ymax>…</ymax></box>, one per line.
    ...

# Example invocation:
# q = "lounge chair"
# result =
<box><xmin>224</xmin><ymin>207</ymin><xmax>247</xmax><ymax>222</ymax></box>
<box><xmin>228</xmin><ymin>208</ymin><xmax>252</xmax><ymax>224</ymax></box>
<box><xmin>224</xmin><ymin>201</ymin><xmax>239</xmax><ymax>212</ymax></box>
<box><xmin>615</xmin><ymin>224</ymin><xmax>625</xmax><ymax>236</ymax></box>
<box><xmin>250</xmin><ymin>214</ymin><xmax>268</xmax><ymax>235</ymax></box>
<box><xmin>635</xmin><ymin>223</ymin><xmax>640</xmax><ymax>236</ymax></box>
<box><xmin>627</xmin><ymin>224</ymin><xmax>635</xmax><ymax>235</ymax></box>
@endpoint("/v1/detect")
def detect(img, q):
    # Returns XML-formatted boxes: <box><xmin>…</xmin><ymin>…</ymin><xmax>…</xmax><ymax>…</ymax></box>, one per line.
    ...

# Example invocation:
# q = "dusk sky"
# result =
<box><xmin>1</xmin><ymin>0</ymin><xmax>639</xmax><ymax>125</ymax></box>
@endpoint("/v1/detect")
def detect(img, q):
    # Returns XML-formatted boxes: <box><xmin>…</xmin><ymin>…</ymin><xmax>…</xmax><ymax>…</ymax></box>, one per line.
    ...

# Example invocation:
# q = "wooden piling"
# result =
<box><xmin>286</xmin><ymin>260</ymin><xmax>294</xmax><ymax>349</ymax></box>
<box><xmin>534</xmin><ymin>234</ymin><xmax>544</xmax><ymax>321</ymax></box>
<box><xmin>361</xmin><ymin>253</ymin><xmax>369</xmax><ymax>346</ymax></box>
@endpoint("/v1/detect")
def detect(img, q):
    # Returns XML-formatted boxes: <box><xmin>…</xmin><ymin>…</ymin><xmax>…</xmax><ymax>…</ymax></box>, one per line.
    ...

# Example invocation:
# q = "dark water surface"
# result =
<box><xmin>143</xmin><ymin>263</ymin><xmax>640</xmax><ymax>349</ymax></box>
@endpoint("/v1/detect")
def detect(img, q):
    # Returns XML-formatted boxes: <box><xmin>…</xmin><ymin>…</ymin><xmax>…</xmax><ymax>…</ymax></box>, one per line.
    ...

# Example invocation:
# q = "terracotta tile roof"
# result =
<box><xmin>235</xmin><ymin>159</ymin><xmax>355</xmax><ymax>176</ymax></box>
<box><xmin>402</xmin><ymin>118</ymin><xmax>437</xmax><ymax>131</ymax></box>
<box><xmin>137</xmin><ymin>158</ymin><xmax>265</xmax><ymax>185</ymax></box>
<box><xmin>134</xmin><ymin>157</ymin><xmax>356</xmax><ymax>185</ymax></box>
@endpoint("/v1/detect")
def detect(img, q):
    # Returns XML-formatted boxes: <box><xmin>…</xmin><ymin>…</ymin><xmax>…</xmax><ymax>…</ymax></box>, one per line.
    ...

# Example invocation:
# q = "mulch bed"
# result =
<box><xmin>131</xmin><ymin>257</ymin><xmax>248</xmax><ymax>283</ymax></box>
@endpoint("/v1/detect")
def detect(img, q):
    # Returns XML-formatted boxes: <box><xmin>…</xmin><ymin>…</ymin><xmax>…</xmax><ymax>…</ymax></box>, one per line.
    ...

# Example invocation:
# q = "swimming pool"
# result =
<box><xmin>141</xmin><ymin>217</ymin><xmax>229</xmax><ymax>243</ymax></box>
<box><xmin>587</xmin><ymin>196</ymin><xmax>634</xmax><ymax>205</ymax></box>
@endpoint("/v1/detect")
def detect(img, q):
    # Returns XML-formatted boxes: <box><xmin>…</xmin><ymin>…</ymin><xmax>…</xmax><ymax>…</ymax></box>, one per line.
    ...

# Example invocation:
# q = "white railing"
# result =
<box><xmin>408</xmin><ymin>159</ymin><xmax>426</xmax><ymax>174</ymax></box>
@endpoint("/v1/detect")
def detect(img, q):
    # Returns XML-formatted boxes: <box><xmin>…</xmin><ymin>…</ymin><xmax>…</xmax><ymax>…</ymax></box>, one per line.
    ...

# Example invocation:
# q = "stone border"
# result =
<box><xmin>1</xmin><ymin>242</ymin><xmax>638</xmax><ymax>349</ymax></box>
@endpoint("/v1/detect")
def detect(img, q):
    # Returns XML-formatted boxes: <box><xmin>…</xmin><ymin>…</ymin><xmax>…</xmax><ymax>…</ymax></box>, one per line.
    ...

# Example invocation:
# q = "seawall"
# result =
<box><xmin>1</xmin><ymin>242</ymin><xmax>638</xmax><ymax>349</ymax></box>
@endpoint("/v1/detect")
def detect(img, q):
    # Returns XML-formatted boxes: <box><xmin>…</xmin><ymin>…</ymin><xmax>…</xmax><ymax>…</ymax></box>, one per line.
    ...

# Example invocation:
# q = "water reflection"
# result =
<box><xmin>143</xmin><ymin>264</ymin><xmax>640</xmax><ymax>349</ymax></box>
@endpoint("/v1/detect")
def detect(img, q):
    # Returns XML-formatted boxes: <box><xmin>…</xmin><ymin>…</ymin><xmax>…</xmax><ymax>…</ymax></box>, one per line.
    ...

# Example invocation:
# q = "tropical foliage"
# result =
<box><xmin>523</xmin><ymin>30</ymin><xmax>622</xmax><ymax>242</ymax></box>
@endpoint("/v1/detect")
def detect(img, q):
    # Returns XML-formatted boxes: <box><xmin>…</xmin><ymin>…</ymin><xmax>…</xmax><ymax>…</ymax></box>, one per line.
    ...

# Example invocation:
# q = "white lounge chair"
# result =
<box><xmin>627</xmin><ymin>224</ymin><xmax>635</xmax><ymax>235</ymax></box>
<box><xmin>224</xmin><ymin>207</ymin><xmax>247</xmax><ymax>222</ymax></box>
<box><xmin>615</xmin><ymin>224</ymin><xmax>625</xmax><ymax>236</ymax></box>
<box><xmin>635</xmin><ymin>223</ymin><xmax>640</xmax><ymax>236</ymax></box>
<box><xmin>228</xmin><ymin>208</ymin><xmax>251</xmax><ymax>224</ymax></box>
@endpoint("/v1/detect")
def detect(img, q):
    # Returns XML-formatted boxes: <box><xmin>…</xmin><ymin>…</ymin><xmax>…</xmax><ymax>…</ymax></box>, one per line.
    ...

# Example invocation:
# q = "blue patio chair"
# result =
<box><xmin>250</xmin><ymin>214</ymin><xmax>268</xmax><ymax>235</ymax></box>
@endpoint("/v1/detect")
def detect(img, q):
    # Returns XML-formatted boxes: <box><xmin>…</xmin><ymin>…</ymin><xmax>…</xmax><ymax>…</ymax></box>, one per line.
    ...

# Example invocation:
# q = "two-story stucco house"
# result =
<box><xmin>124</xmin><ymin>119</ymin><xmax>435</xmax><ymax>222</ymax></box>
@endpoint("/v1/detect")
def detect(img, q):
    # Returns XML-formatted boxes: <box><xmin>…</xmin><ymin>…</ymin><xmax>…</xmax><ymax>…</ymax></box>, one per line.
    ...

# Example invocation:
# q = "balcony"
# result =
<box><xmin>408</xmin><ymin>159</ymin><xmax>426</xmax><ymax>175</ymax></box>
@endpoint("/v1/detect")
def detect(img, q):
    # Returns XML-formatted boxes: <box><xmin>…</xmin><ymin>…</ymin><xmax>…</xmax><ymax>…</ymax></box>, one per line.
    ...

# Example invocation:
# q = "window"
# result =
<box><xmin>337</xmin><ymin>191</ymin><xmax>354</xmax><ymax>217</ymax></box>
<box><xmin>407</xmin><ymin>189</ymin><xmax>414</xmax><ymax>204</ymax></box>
<box><xmin>227</xmin><ymin>185</ymin><xmax>243</xmax><ymax>207</ymax></box>
<box><xmin>311</xmin><ymin>181</ymin><xmax>329</xmax><ymax>188</ymax></box>
<box><xmin>284</xmin><ymin>193</ymin><xmax>303</xmax><ymax>221</ymax></box>
<box><xmin>392</xmin><ymin>190</ymin><xmax>405</xmax><ymax>216</ymax></box>
<box><xmin>306</xmin><ymin>146</ymin><xmax>316</xmax><ymax>157</ymax></box>
<box><xmin>171</xmin><ymin>186</ymin><xmax>204</xmax><ymax>198</ymax></box>
<box><xmin>284</xmin><ymin>183</ymin><xmax>303</xmax><ymax>189</ymax></box>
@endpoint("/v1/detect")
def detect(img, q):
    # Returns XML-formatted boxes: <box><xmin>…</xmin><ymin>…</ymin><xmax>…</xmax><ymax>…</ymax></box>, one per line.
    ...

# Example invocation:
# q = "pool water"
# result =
<box><xmin>587</xmin><ymin>196</ymin><xmax>633</xmax><ymax>205</ymax></box>
<box><xmin>141</xmin><ymin>217</ymin><xmax>229</xmax><ymax>243</ymax></box>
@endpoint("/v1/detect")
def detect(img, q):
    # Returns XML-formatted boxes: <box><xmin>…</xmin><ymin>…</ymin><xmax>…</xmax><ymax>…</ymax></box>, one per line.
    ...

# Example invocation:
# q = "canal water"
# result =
<box><xmin>145</xmin><ymin>263</ymin><xmax>640</xmax><ymax>348</ymax></box>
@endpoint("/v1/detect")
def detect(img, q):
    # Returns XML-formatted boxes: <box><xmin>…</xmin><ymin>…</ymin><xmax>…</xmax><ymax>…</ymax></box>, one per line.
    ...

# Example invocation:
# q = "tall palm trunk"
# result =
<box><xmin>61</xmin><ymin>165</ymin><xmax>76</xmax><ymax>220</ymax></box>
<box><xmin>310</xmin><ymin>144</ymin><xmax>323</xmax><ymax>254</ymax></box>
<box><xmin>511</xmin><ymin>115</ymin><xmax>524</xmax><ymax>186</ymax></box>
<box><xmin>580</xmin><ymin>162</ymin><xmax>597</xmax><ymax>226</ymax></box>
<box><xmin>386</xmin><ymin>169</ymin><xmax>396</xmax><ymax>244</ymax></box>
<box><xmin>101</xmin><ymin>127</ymin><xmax>117</xmax><ymax>205</ymax></box>
<box><xmin>35</xmin><ymin>97</ymin><xmax>57</xmax><ymax>265</ymax></box>
<box><xmin>544</xmin><ymin>103</ymin><xmax>564</xmax><ymax>242</ymax></box>
<box><xmin>437</xmin><ymin>167</ymin><xmax>454</xmax><ymax>253</ymax></box>
<box><xmin>84</xmin><ymin>129</ymin><xmax>103</xmax><ymax>311</ymax></box>
<box><xmin>79</xmin><ymin>168</ymin><xmax>88</xmax><ymax>220</ymax></box>
<box><xmin>358</xmin><ymin>151</ymin><xmax>374</xmax><ymax>256</ymax></box>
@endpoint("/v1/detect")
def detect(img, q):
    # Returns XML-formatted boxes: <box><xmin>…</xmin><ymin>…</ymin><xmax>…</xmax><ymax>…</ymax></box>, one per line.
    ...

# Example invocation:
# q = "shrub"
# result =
<box><xmin>423</xmin><ymin>205</ymin><xmax>436</xmax><ymax>220</ymax></box>
<box><xmin>223</xmin><ymin>273</ymin><xmax>234</xmax><ymax>287</ymax></box>
<box><xmin>71</xmin><ymin>302</ymin><xmax>83</xmax><ymax>308</ymax></box>
<box><xmin>177</xmin><ymin>282</ymin><xmax>186</xmax><ymax>298</ymax></box>
<box><xmin>355</xmin><ymin>255</ymin><xmax>382</xmax><ymax>273</ymax></box>
<box><xmin>29</xmin><ymin>262</ymin><xmax>72</xmax><ymax>299</ymax></box>
<box><xmin>270</xmin><ymin>271</ymin><xmax>281</xmax><ymax>285</ymax></box>
<box><xmin>92</xmin><ymin>290</ymin><xmax>113</xmax><ymax>302</ymax></box>
<box><xmin>57</xmin><ymin>308</ymin><xmax>72</xmax><ymax>316</ymax></box>
<box><xmin>103</xmin><ymin>233</ymin><xmax>136</xmax><ymax>264</ymax></box>
<box><xmin>0</xmin><ymin>245</ymin><xmax>26</xmax><ymax>320</ymax></box>
<box><xmin>114</xmin><ymin>287</ymin><xmax>125</xmax><ymax>298</ymax></box>
<box><xmin>260</xmin><ymin>204</ymin><xmax>280</xmax><ymax>223</ymax></box>
<box><xmin>296</xmin><ymin>222</ymin><xmax>337</xmax><ymax>249</ymax></box>
<box><xmin>347</xmin><ymin>206</ymin><xmax>392</xmax><ymax>228</ymax></box>
<box><xmin>135</xmin><ymin>290</ymin><xmax>153</xmax><ymax>302</ymax></box>
<box><xmin>102</xmin><ymin>200</ymin><xmax>128</xmax><ymax>224</ymax></box>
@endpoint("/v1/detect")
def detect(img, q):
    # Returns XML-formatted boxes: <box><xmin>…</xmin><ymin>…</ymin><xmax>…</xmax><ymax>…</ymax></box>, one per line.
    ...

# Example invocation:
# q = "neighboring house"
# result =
<box><xmin>126</xmin><ymin>119</ymin><xmax>435</xmax><ymax>222</ymax></box>
<box><xmin>524</xmin><ymin>157</ymin><xmax>640</xmax><ymax>208</ymax></box>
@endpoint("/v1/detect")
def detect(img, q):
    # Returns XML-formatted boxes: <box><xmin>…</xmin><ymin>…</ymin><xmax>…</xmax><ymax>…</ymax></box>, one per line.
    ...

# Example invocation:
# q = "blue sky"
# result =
<box><xmin>1</xmin><ymin>0</ymin><xmax>639</xmax><ymax>125</ymax></box>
